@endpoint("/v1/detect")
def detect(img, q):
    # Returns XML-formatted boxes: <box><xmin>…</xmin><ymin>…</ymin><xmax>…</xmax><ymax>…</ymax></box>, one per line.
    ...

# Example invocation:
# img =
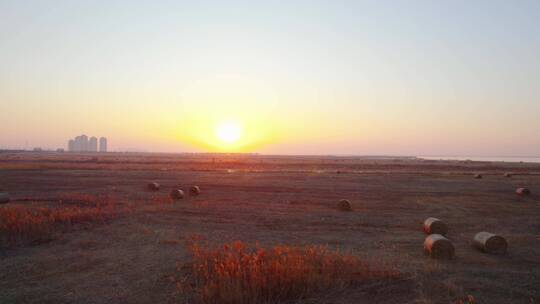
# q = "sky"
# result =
<box><xmin>1</xmin><ymin>0</ymin><xmax>539</xmax><ymax>155</ymax></box>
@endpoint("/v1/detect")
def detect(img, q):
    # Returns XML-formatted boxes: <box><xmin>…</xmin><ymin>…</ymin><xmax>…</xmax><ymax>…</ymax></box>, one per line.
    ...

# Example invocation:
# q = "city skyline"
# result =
<box><xmin>67</xmin><ymin>135</ymin><xmax>107</xmax><ymax>153</ymax></box>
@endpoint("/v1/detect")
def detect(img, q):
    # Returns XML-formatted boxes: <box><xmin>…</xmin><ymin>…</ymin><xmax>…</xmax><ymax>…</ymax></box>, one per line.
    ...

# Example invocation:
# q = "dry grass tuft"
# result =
<box><xmin>176</xmin><ymin>241</ymin><xmax>400</xmax><ymax>304</ymax></box>
<box><xmin>0</xmin><ymin>196</ymin><xmax>118</xmax><ymax>248</ymax></box>
<box><xmin>455</xmin><ymin>295</ymin><xmax>476</xmax><ymax>304</ymax></box>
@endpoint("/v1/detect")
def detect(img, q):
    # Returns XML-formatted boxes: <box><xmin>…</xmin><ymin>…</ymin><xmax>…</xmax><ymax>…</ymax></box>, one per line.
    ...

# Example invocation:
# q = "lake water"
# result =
<box><xmin>419</xmin><ymin>156</ymin><xmax>540</xmax><ymax>163</ymax></box>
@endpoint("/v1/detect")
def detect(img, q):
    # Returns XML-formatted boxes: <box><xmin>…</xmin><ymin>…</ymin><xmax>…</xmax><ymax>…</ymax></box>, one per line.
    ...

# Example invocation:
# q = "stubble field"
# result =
<box><xmin>1</xmin><ymin>152</ymin><xmax>539</xmax><ymax>303</ymax></box>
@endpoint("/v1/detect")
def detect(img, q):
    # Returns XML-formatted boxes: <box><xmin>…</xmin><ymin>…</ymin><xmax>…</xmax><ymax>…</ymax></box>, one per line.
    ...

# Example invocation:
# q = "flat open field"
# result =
<box><xmin>1</xmin><ymin>152</ymin><xmax>539</xmax><ymax>303</ymax></box>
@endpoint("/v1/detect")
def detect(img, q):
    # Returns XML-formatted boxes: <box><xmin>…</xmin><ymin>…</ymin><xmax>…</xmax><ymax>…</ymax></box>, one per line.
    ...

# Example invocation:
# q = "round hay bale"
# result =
<box><xmin>504</xmin><ymin>172</ymin><xmax>512</xmax><ymax>178</ymax></box>
<box><xmin>147</xmin><ymin>182</ymin><xmax>160</xmax><ymax>191</ymax></box>
<box><xmin>170</xmin><ymin>189</ymin><xmax>185</xmax><ymax>199</ymax></box>
<box><xmin>423</xmin><ymin>217</ymin><xmax>448</xmax><ymax>236</ymax></box>
<box><xmin>0</xmin><ymin>192</ymin><xmax>10</xmax><ymax>204</ymax></box>
<box><xmin>338</xmin><ymin>199</ymin><xmax>352</xmax><ymax>211</ymax></box>
<box><xmin>516</xmin><ymin>187</ymin><xmax>531</xmax><ymax>195</ymax></box>
<box><xmin>424</xmin><ymin>234</ymin><xmax>455</xmax><ymax>259</ymax></box>
<box><xmin>189</xmin><ymin>185</ymin><xmax>201</xmax><ymax>196</ymax></box>
<box><xmin>474</xmin><ymin>174</ymin><xmax>483</xmax><ymax>179</ymax></box>
<box><xmin>473</xmin><ymin>232</ymin><xmax>507</xmax><ymax>255</ymax></box>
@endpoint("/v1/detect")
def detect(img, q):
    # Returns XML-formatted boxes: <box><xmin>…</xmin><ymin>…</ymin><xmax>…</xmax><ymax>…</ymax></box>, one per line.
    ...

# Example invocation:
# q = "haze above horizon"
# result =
<box><xmin>1</xmin><ymin>1</ymin><xmax>539</xmax><ymax>155</ymax></box>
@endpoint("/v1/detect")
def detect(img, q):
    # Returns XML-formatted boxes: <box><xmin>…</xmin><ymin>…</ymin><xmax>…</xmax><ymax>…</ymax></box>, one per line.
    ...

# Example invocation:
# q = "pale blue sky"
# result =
<box><xmin>1</xmin><ymin>1</ymin><xmax>539</xmax><ymax>155</ymax></box>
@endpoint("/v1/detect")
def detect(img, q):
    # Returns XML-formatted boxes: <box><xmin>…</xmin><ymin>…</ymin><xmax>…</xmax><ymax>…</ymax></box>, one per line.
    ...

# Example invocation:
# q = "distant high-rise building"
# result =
<box><xmin>89</xmin><ymin>137</ymin><xmax>98</xmax><ymax>152</ymax></box>
<box><xmin>80</xmin><ymin>135</ymin><xmax>88</xmax><ymax>152</ymax></box>
<box><xmin>74</xmin><ymin>136</ymin><xmax>82</xmax><ymax>152</ymax></box>
<box><xmin>99</xmin><ymin>137</ymin><xmax>107</xmax><ymax>152</ymax></box>
<box><xmin>68</xmin><ymin>139</ymin><xmax>75</xmax><ymax>152</ymax></box>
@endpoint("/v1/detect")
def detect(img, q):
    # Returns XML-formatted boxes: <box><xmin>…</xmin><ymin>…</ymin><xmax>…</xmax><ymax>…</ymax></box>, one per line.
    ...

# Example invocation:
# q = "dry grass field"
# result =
<box><xmin>1</xmin><ymin>152</ymin><xmax>539</xmax><ymax>303</ymax></box>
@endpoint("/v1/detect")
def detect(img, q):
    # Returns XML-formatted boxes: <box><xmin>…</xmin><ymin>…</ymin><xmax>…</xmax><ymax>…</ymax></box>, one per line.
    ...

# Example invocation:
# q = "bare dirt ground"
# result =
<box><xmin>1</xmin><ymin>152</ymin><xmax>539</xmax><ymax>304</ymax></box>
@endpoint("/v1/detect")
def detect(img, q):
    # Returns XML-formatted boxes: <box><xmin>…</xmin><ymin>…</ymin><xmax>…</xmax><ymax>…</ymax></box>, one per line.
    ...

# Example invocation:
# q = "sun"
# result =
<box><xmin>215</xmin><ymin>120</ymin><xmax>242</xmax><ymax>144</ymax></box>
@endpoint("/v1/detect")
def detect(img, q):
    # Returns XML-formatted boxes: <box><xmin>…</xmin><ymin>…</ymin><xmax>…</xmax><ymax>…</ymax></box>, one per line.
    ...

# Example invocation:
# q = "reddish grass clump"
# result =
<box><xmin>177</xmin><ymin>241</ymin><xmax>399</xmax><ymax>304</ymax></box>
<box><xmin>0</xmin><ymin>196</ymin><xmax>118</xmax><ymax>248</ymax></box>
<box><xmin>455</xmin><ymin>295</ymin><xmax>476</xmax><ymax>304</ymax></box>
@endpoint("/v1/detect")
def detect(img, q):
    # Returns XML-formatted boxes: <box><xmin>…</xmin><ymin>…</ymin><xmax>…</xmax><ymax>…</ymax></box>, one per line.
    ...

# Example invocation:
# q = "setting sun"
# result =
<box><xmin>215</xmin><ymin>120</ymin><xmax>242</xmax><ymax>144</ymax></box>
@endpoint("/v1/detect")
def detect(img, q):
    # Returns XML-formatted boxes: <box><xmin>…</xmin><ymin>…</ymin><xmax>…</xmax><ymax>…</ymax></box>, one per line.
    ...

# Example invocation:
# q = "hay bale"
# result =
<box><xmin>0</xmin><ymin>192</ymin><xmax>10</xmax><ymax>204</ymax></box>
<box><xmin>189</xmin><ymin>185</ymin><xmax>201</xmax><ymax>196</ymax></box>
<box><xmin>474</xmin><ymin>174</ymin><xmax>483</xmax><ymax>179</ymax></box>
<box><xmin>473</xmin><ymin>232</ymin><xmax>507</xmax><ymax>255</ymax></box>
<box><xmin>170</xmin><ymin>189</ymin><xmax>185</xmax><ymax>199</ymax></box>
<box><xmin>424</xmin><ymin>234</ymin><xmax>455</xmax><ymax>259</ymax></box>
<box><xmin>147</xmin><ymin>182</ymin><xmax>160</xmax><ymax>191</ymax></box>
<box><xmin>423</xmin><ymin>217</ymin><xmax>448</xmax><ymax>236</ymax></box>
<box><xmin>338</xmin><ymin>199</ymin><xmax>352</xmax><ymax>211</ymax></box>
<box><xmin>516</xmin><ymin>187</ymin><xmax>531</xmax><ymax>195</ymax></box>
<box><xmin>504</xmin><ymin>172</ymin><xmax>513</xmax><ymax>178</ymax></box>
